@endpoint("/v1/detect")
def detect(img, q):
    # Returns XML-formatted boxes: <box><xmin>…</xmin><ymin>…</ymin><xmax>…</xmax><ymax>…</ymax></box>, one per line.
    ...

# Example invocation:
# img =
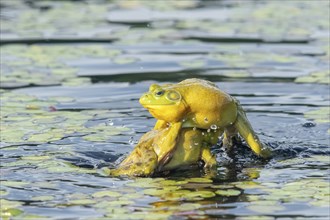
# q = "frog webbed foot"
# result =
<box><xmin>201</xmin><ymin>144</ymin><xmax>217</xmax><ymax>168</ymax></box>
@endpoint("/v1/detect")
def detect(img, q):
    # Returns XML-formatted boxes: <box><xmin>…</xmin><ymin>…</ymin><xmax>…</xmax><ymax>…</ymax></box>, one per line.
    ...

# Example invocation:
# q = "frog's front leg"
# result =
<box><xmin>154</xmin><ymin>120</ymin><xmax>168</xmax><ymax>129</ymax></box>
<box><xmin>155</xmin><ymin>122</ymin><xmax>182</xmax><ymax>168</ymax></box>
<box><xmin>233</xmin><ymin>103</ymin><xmax>272</xmax><ymax>158</ymax></box>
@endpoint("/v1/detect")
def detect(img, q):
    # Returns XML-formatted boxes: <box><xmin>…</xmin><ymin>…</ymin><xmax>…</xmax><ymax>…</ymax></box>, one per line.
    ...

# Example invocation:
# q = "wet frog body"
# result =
<box><xmin>110</xmin><ymin>127</ymin><xmax>219</xmax><ymax>177</ymax></box>
<box><xmin>139</xmin><ymin>78</ymin><xmax>271</xmax><ymax>159</ymax></box>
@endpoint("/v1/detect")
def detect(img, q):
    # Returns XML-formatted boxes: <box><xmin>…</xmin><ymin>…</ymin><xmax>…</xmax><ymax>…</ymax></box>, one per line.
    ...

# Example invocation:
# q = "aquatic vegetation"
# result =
<box><xmin>295</xmin><ymin>70</ymin><xmax>330</xmax><ymax>84</ymax></box>
<box><xmin>304</xmin><ymin>107</ymin><xmax>330</xmax><ymax>124</ymax></box>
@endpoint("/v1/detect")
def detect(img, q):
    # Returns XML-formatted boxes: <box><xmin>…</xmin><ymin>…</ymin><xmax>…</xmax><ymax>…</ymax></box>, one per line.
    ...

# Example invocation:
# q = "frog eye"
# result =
<box><xmin>166</xmin><ymin>91</ymin><xmax>181</xmax><ymax>101</ymax></box>
<box><xmin>154</xmin><ymin>90</ymin><xmax>165</xmax><ymax>97</ymax></box>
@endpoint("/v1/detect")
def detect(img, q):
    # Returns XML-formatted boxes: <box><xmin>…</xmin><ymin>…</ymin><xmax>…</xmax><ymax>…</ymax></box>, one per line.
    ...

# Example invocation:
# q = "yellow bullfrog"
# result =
<box><xmin>110</xmin><ymin>126</ymin><xmax>220</xmax><ymax>177</ymax></box>
<box><xmin>139</xmin><ymin>78</ymin><xmax>272</xmax><ymax>159</ymax></box>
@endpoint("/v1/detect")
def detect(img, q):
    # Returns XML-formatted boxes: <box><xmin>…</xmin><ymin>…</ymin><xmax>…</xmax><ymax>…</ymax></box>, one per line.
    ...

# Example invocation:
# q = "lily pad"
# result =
<box><xmin>295</xmin><ymin>70</ymin><xmax>329</xmax><ymax>84</ymax></box>
<box><xmin>304</xmin><ymin>107</ymin><xmax>330</xmax><ymax>123</ymax></box>
<box><xmin>68</xmin><ymin>199</ymin><xmax>96</xmax><ymax>205</ymax></box>
<box><xmin>215</xmin><ymin>189</ymin><xmax>241</xmax><ymax>196</ymax></box>
<box><xmin>31</xmin><ymin>196</ymin><xmax>55</xmax><ymax>201</ymax></box>
<box><xmin>186</xmin><ymin>177</ymin><xmax>213</xmax><ymax>183</ymax></box>
<box><xmin>246</xmin><ymin>204</ymin><xmax>285</xmax><ymax>214</ymax></box>
<box><xmin>92</xmin><ymin>191</ymin><xmax>122</xmax><ymax>198</ymax></box>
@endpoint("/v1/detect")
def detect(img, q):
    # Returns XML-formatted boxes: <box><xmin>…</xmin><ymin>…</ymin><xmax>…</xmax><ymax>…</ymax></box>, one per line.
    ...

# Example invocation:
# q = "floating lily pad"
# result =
<box><xmin>68</xmin><ymin>199</ymin><xmax>96</xmax><ymax>205</ymax></box>
<box><xmin>31</xmin><ymin>195</ymin><xmax>55</xmax><ymax>201</ymax></box>
<box><xmin>92</xmin><ymin>191</ymin><xmax>122</xmax><ymax>198</ymax></box>
<box><xmin>304</xmin><ymin>107</ymin><xmax>330</xmax><ymax>123</ymax></box>
<box><xmin>295</xmin><ymin>70</ymin><xmax>329</xmax><ymax>84</ymax></box>
<box><xmin>0</xmin><ymin>208</ymin><xmax>23</xmax><ymax>219</ymax></box>
<box><xmin>1</xmin><ymin>181</ymin><xmax>29</xmax><ymax>188</ymax></box>
<box><xmin>215</xmin><ymin>189</ymin><xmax>241</xmax><ymax>196</ymax></box>
<box><xmin>185</xmin><ymin>190</ymin><xmax>216</xmax><ymax>199</ymax></box>
<box><xmin>186</xmin><ymin>178</ymin><xmax>213</xmax><ymax>183</ymax></box>
<box><xmin>246</xmin><ymin>204</ymin><xmax>285</xmax><ymax>214</ymax></box>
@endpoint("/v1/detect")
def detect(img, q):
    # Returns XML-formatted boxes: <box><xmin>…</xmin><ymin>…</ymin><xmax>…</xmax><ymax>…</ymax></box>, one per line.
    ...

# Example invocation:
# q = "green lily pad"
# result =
<box><xmin>185</xmin><ymin>190</ymin><xmax>216</xmax><ymax>199</ymax></box>
<box><xmin>186</xmin><ymin>177</ymin><xmax>213</xmax><ymax>183</ymax></box>
<box><xmin>295</xmin><ymin>70</ymin><xmax>329</xmax><ymax>84</ymax></box>
<box><xmin>0</xmin><ymin>199</ymin><xmax>24</xmax><ymax>209</ymax></box>
<box><xmin>1</xmin><ymin>181</ymin><xmax>29</xmax><ymax>188</ymax></box>
<box><xmin>215</xmin><ymin>189</ymin><xmax>241</xmax><ymax>196</ymax></box>
<box><xmin>0</xmin><ymin>190</ymin><xmax>9</xmax><ymax>196</ymax></box>
<box><xmin>68</xmin><ymin>199</ymin><xmax>96</xmax><ymax>205</ymax></box>
<box><xmin>106</xmin><ymin>200</ymin><xmax>135</xmax><ymax>206</ymax></box>
<box><xmin>304</xmin><ymin>107</ymin><xmax>330</xmax><ymax>123</ymax></box>
<box><xmin>92</xmin><ymin>191</ymin><xmax>122</xmax><ymax>198</ymax></box>
<box><xmin>247</xmin><ymin>204</ymin><xmax>285</xmax><ymax>214</ymax></box>
<box><xmin>0</xmin><ymin>208</ymin><xmax>23</xmax><ymax>219</ymax></box>
<box><xmin>31</xmin><ymin>195</ymin><xmax>54</xmax><ymax>201</ymax></box>
<box><xmin>233</xmin><ymin>181</ymin><xmax>264</xmax><ymax>190</ymax></box>
<box><xmin>180</xmin><ymin>59</ymin><xmax>205</xmax><ymax>68</ymax></box>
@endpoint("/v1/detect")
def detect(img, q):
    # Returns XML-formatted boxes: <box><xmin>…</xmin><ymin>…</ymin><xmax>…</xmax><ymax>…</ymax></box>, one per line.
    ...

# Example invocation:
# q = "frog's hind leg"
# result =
<box><xmin>222</xmin><ymin>126</ymin><xmax>240</xmax><ymax>154</ymax></box>
<box><xmin>201</xmin><ymin>144</ymin><xmax>217</xmax><ymax>178</ymax></box>
<box><xmin>233</xmin><ymin>105</ymin><xmax>272</xmax><ymax>158</ymax></box>
<box><xmin>201</xmin><ymin>144</ymin><xmax>217</xmax><ymax>168</ymax></box>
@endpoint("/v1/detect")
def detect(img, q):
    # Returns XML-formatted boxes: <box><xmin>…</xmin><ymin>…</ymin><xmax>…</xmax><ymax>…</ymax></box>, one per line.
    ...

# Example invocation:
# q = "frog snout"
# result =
<box><xmin>139</xmin><ymin>93</ymin><xmax>151</xmax><ymax>105</ymax></box>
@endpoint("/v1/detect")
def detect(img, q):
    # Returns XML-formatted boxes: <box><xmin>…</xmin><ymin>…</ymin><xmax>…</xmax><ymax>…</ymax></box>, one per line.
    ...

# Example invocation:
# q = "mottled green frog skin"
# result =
<box><xmin>110</xmin><ymin>127</ymin><xmax>220</xmax><ymax>177</ymax></box>
<box><xmin>139</xmin><ymin>78</ymin><xmax>271</xmax><ymax>159</ymax></box>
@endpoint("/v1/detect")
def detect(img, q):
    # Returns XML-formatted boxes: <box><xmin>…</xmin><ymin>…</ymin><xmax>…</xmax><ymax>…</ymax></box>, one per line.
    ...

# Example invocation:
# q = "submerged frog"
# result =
<box><xmin>139</xmin><ymin>78</ymin><xmax>271</xmax><ymax>160</ymax></box>
<box><xmin>110</xmin><ymin>126</ymin><xmax>220</xmax><ymax>177</ymax></box>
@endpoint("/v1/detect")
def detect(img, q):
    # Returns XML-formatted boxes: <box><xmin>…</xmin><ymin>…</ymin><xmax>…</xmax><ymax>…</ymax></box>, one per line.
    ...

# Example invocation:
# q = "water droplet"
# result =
<box><xmin>194</xmin><ymin>142</ymin><xmax>199</xmax><ymax>146</ymax></box>
<box><xmin>182</xmin><ymin>118</ymin><xmax>186</xmax><ymax>122</ymax></box>
<box><xmin>193</xmin><ymin>127</ymin><xmax>196</xmax><ymax>131</ymax></box>
<box><xmin>204</xmin><ymin>117</ymin><xmax>209</xmax><ymax>123</ymax></box>
<box><xmin>202</xmin><ymin>132</ymin><xmax>205</xmax><ymax>136</ymax></box>
<box><xmin>210</xmin><ymin>124</ymin><xmax>217</xmax><ymax>130</ymax></box>
<box><xmin>207</xmin><ymin>129</ymin><xmax>211</xmax><ymax>133</ymax></box>
<box><xmin>128</xmin><ymin>137</ymin><xmax>134</xmax><ymax>145</ymax></box>
<box><xmin>106</xmin><ymin>119</ymin><xmax>114</xmax><ymax>126</ymax></box>
<box><xmin>189</xmin><ymin>145</ymin><xmax>193</xmax><ymax>149</ymax></box>
<box><xmin>192</xmin><ymin>117</ymin><xmax>196</xmax><ymax>122</ymax></box>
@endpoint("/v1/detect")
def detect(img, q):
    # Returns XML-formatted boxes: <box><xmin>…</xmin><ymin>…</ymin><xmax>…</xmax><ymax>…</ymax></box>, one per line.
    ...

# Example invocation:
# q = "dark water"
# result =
<box><xmin>1</xmin><ymin>0</ymin><xmax>329</xmax><ymax>219</ymax></box>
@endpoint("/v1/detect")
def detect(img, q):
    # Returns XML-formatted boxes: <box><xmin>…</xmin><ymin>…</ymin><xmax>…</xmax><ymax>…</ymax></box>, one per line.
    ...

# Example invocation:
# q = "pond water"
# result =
<box><xmin>1</xmin><ymin>0</ymin><xmax>329</xmax><ymax>220</ymax></box>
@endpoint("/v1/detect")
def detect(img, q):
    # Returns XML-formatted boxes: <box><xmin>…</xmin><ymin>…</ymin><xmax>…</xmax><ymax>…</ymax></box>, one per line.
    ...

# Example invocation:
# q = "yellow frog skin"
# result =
<box><xmin>139</xmin><ymin>78</ymin><xmax>271</xmax><ymax>159</ymax></box>
<box><xmin>110</xmin><ymin>127</ymin><xmax>220</xmax><ymax>177</ymax></box>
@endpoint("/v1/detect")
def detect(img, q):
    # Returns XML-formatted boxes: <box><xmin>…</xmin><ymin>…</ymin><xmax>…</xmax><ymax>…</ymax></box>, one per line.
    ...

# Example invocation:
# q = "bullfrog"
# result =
<box><xmin>139</xmin><ymin>78</ymin><xmax>272</xmax><ymax>160</ymax></box>
<box><xmin>110</xmin><ymin>126</ymin><xmax>220</xmax><ymax>177</ymax></box>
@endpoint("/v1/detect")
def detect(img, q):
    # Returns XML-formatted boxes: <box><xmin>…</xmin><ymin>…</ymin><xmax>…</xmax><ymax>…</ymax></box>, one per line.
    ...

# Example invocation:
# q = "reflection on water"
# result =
<box><xmin>1</xmin><ymin>0</ymin><xmax>329</xmax><ymax>219</ymax></box>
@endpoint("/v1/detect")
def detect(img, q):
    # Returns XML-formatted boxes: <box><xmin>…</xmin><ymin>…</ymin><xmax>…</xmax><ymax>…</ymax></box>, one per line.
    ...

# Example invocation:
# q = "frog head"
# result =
<box><xmin>139</xmin><ymin>84</ymin><xmax>188</xmax><ymax>122</ymax></box>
